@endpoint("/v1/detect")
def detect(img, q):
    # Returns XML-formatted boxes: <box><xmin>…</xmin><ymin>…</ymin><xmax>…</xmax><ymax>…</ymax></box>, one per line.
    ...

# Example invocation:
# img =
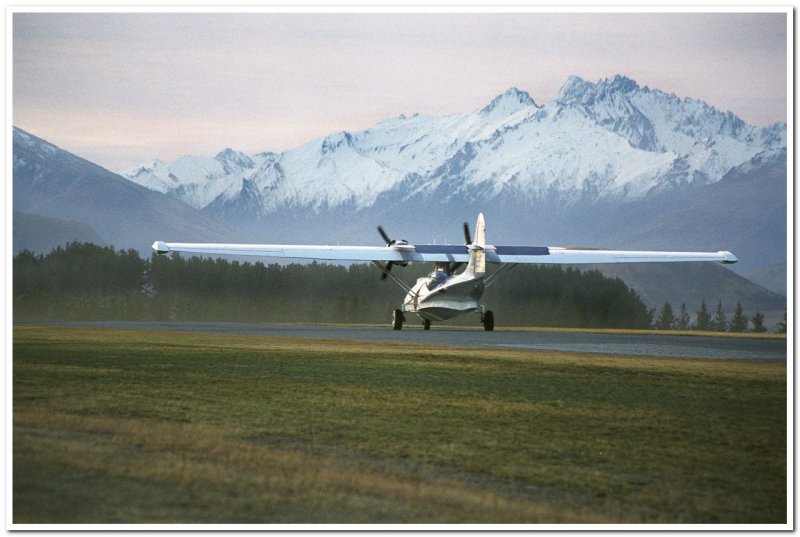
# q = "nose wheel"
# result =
<box><xmin>423</xmin><ymin>319</ymin><xmax>431</xmax><ymax>330</ymax></box>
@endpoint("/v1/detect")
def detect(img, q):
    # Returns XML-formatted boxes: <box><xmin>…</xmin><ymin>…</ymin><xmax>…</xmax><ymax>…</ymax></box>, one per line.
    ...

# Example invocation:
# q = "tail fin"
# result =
<box><xmin>466</xmin><ymin>213</ymin><xmax>486</xmax><ymax>276</ymax></box>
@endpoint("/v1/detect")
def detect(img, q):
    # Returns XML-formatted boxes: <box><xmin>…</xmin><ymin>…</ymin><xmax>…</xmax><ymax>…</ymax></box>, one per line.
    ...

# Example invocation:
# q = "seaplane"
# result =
<box><xmin>152</xmin><ymin>213</ymin><xmax>737</xmax><ymax>331</ymax></box>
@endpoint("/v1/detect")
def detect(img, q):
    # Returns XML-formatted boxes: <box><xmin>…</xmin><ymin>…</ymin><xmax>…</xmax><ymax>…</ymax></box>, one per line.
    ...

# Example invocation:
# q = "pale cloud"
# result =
<box><xmin>12</xmin><ymin>11</ymin><xmax>788</xmax><ymax>171</ymax></box>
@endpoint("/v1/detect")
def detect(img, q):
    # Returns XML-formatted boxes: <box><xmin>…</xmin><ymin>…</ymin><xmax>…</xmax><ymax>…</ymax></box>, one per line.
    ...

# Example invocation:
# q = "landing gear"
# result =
<box><xmin>392</xmin><ymin>309</ymin><xmax>405</xmax><ymax>330</ymax></box>
<box><xmin>482</xmin><ymin>310</ymin><xmax>495</xmax><ymax>331</ymax></box>
<box><xmin>423</xmin><ymin>319</ymin><xmax>431</xmax><ymax>331</ymax></box>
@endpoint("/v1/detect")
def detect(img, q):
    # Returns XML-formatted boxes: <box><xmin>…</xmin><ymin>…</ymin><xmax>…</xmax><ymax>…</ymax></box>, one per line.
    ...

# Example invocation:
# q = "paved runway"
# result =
<box><xmin>38</xmin><ymin>321</ymin><xmax>787</xmax><ymax>361</ymax></box>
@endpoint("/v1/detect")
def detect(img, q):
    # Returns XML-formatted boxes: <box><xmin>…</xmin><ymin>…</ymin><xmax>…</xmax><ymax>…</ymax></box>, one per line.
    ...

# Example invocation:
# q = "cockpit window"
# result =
<box><xmin>426</xmin><ymin>270</ymin><xmax>448</xmax><ymax>290</ymax></box>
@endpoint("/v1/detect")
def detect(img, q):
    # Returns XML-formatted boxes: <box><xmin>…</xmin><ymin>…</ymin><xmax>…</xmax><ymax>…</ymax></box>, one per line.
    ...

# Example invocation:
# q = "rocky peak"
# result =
<box><xmin>481</xmin><ymin>87</ymin><xmax>536</xmax><ymax>115</ymax></box>
<box><xmin>214</xmin><ymin>148</ymin><xmax>255</xmax><ymax>172</ymax></box>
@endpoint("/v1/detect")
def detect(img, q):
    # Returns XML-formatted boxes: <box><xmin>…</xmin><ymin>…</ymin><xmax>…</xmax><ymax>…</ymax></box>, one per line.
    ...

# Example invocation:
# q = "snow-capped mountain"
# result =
<box><xmin>115</xmin><ymin>73</ymin><xmax>787</xmax><ymax>291</ymax></box>
<box><xmin>123</xmin><ymin>148</ymin><xmax>258</xmax><ymax>209</ymax></box>
<box><xmin>122</xmin><ymin>75</ymin><xmax>785</xmax><ymax>217</ymax></box>
<box><xmin>13</xmin><ymin>127</ymin><xmax>233</xmax><ymax>254</ymax></box>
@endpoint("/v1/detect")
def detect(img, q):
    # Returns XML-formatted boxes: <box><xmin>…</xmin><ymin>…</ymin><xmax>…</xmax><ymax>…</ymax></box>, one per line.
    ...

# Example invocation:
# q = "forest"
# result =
<box><xmin>12</xmin><ymin>241</ymin><xmax>746</xmax><ymax>330</ymax></box>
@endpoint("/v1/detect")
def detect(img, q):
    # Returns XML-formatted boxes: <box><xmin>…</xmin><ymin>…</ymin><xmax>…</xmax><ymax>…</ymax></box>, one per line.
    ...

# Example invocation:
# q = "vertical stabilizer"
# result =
<box><xmin>466</xmin><ymin>213</ymin><xmax>486</xmax><ymax>276</ymax></box>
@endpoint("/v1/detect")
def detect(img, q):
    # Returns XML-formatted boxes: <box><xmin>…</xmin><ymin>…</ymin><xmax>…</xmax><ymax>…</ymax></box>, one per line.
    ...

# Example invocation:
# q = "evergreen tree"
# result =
<box><xmin>751</xmin><ymin>312</ymin><xmax>767</xmax><ymax>333</ymax></box>
<box><xmin>695</xmin><ymin>300</ymin><xmax>711</xmax><ymax>331</ymax></box>
<box><xmin>675</xmin><ymin>303</ymin><xmax>691</xmax><ymax>331</ymax></box>
<box><xmin>729</xmin><ymin>302</ymin><xmax>748</xmax><ymax>332</ymax></box>
<box><xmin>712</xmin><ymin>300</ymin><xmax>728</xmax><ymax>332</ymax></box>
<box><xmin>777</xmin><ymin>311</ymin><xmax>787</xmax><ymax>333</ymax></box>
<box><xmin>656</xmin><ymin>302</ymin><xmax>675</xmax><ymax>330</ymax></box>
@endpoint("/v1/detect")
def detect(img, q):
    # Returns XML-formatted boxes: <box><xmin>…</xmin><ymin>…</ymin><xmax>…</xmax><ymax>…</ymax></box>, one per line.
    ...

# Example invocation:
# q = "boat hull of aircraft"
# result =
<box><xmin>404</xmin><ymin>276</ymin><xmax>486</xmax><ymax>322</ymax></box>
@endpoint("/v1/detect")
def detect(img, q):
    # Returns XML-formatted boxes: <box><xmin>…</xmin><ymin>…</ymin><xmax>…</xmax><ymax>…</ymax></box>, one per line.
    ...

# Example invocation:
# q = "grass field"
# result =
<box><xmin>12</xmin><ymin>325</ymin><xmax>787</xmax><ymax>525</ymax></box>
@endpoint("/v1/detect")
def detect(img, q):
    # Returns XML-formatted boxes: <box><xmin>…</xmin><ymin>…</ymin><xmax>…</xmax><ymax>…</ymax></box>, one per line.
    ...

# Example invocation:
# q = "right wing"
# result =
<box><xmin>151</xmin><ymin>241</ymin><xmax>449</xmax><ymax>263</ymax></box>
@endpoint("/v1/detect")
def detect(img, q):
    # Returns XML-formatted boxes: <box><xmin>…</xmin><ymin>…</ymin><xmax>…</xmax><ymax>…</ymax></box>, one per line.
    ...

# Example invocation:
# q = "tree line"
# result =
<box><xmin>653</xmin><ymin>300</ymin><xmax>781</xmax><ymax>333</ymax></box>
<box><xmin>12</xmin><ymin>241</ymin><xmax>767</xmax><ymax>331</ymax></box>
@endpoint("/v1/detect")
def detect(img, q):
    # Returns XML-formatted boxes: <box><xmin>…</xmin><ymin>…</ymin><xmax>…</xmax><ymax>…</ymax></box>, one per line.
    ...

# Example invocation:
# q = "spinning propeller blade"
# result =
<box><xmin>377</xmin><ymin>225</ymin><xmax>397</xmax><ymax>280</ymax></box>
<box><xmin>447</xmin><ymin>221</ymin><xmax>473</xmax><ymax>274</ymax></box>
<box><xmin>380</xmin><ymin>261</ymin><xmax>394</xmax><ymax>280</ymax></box>
<box><xmin>377</xmin><ymin>225</ymin><xmax>394</xmax><ymax>246</ymax></box>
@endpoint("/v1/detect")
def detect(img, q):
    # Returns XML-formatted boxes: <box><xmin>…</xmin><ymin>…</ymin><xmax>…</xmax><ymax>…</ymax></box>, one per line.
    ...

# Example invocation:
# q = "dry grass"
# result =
<box><xmin>13</xmin><ymin>326</ymin><xmax>787</xmax><ymax>525</ymax></box>
<box><xmin>16</xmin><ymin>410</ymin><xmax>608</xmax><ymax>524</ymax></box>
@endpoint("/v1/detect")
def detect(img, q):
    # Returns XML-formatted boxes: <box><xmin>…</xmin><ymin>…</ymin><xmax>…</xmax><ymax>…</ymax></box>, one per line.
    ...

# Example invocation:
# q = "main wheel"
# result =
<box><xmin>392</xmin><ymin>309</ymin><xmax>404</xmax><ymax>330</ymax></box>
<box><xmin>423</xmin><ymin>319</ymin><xmax>431</xmax><ymax>330</ymax></box>
<box><xmin>483</xmin><ymin>310</ymin><xmax>494</xmax><ymax>331</ymax></box>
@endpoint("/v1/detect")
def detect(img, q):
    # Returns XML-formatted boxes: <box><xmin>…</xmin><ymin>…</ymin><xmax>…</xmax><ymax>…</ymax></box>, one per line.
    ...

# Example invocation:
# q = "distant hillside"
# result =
<box><xmin>13</xmin><ymin>211</ymin><xmax>105</xmax><ymax>254</ymax></box>
<box><xmin>588</xmin><ymin>263</ymin><xmax>786</xmax><ymax>328</ymax></box>
<box><xmin>743</xmin><ymin>263</ymin><xmax>787</xmax><ymax>296</ymax></box>
<box><xmin>13</xmin><ymin>127</ymin><xmax>234</xmax><ymax>254</ymax></box>
<box><xmin>575</xmin><ymin>149</ymin><xmax>787</xmax><ymax>278</ymax></box>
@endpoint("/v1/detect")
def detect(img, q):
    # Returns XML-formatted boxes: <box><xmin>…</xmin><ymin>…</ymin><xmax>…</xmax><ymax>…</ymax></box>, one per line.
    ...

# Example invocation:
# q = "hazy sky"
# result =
<box><xmin>12</xmin><ymin>11</ymin><xmax>788</xmax><ymax>171</ymax></box>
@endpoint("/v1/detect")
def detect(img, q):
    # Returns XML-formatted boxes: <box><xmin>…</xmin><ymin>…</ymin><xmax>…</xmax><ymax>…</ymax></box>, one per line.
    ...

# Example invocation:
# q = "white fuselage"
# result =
<box><xmin>403</xmin><ymin>269</ymin><xmax>486</xmax><ymax>322</ymax></box>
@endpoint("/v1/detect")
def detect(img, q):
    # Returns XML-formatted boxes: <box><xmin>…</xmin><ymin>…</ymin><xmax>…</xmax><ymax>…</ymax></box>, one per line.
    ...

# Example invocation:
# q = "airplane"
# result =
<box><xmin>152</xmin><ymin>213</ymin><xmax>737</xmax><ymax>331</ymax></box>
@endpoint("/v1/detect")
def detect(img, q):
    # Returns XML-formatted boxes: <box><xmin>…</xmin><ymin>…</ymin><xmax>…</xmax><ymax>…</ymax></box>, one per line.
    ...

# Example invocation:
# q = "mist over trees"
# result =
<box><xmin>487</xmin><ymin>265</ymin><xmax>654</xmax><ymax>329</ymax></box>
<box><xmin>15</xmin><ymin>242</ymin><xmax>657</xmax><ymax>329</ymax></box>
<box><xmin>14</xmin><ymin>242</ymin><xmax>779</xmax><ymax>331</ymax></box>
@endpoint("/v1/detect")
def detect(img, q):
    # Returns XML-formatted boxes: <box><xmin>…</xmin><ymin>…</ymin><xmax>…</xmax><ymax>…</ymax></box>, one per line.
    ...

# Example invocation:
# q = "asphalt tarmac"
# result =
<box><xmin>36</xmin><ymin>321</ymin><xmax>787</xmax><ymax>361</ymax></box>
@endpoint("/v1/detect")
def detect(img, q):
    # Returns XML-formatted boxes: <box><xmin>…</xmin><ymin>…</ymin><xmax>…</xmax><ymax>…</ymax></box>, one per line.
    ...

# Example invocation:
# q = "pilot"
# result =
<box><xmin>426</xmin><ymin>269</ymin><xmax>448</xmax><ymax>290</ymax></box>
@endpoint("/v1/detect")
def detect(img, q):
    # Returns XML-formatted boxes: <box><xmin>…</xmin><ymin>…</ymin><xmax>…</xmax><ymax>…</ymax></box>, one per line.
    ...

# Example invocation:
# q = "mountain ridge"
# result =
<box><xmin>121</xmin><ymin>74</ymin><xmax>786</xmax><ymax>219</ymax></box>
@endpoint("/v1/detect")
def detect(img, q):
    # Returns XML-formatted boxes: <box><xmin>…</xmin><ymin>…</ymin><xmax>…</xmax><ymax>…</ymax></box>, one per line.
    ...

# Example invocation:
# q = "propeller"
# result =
<box><xmin>376</xmin><ymin>225</ymin><xmax>402</xmax><ymax>280</ymax></box>
<box><xmin>463</xmin><ymin>221</ymin><xmax>472</xmax><ymax>245</ymax></box>
<box><xmin>447</xmin><ymin>221</ymin><xmax>473</xmax><ymax>274</ymax></box>
<box><xmin>377</xmin><ymin>225</ymin><xmax>395</xmax><ymax>247</ymax></box>
<box><xmin>376</xmin><ymin>221</ymin><xmax>469</xmax><ymax>279</ymax></box>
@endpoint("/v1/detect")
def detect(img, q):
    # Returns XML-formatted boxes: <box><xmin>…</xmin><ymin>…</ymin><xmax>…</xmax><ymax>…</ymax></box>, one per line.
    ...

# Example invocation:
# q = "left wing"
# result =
<box><xmin>152</xmin><ymin>241</ymin><xmax>737</xmax><ymax>265</ymax></box>
<box><xmin>489</xmin><ymin>246</ymin><xmax>738</xmax><ymax>264</ymax></box>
